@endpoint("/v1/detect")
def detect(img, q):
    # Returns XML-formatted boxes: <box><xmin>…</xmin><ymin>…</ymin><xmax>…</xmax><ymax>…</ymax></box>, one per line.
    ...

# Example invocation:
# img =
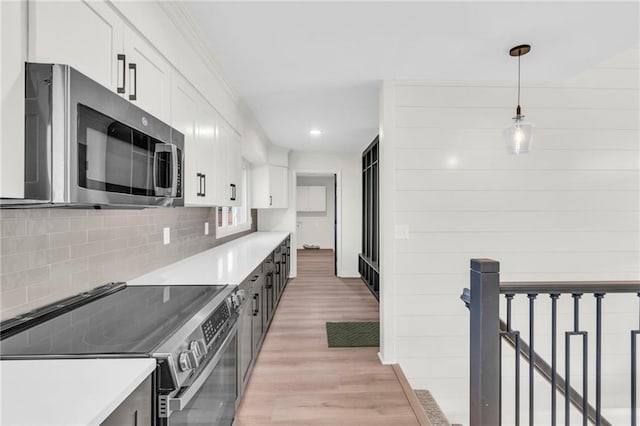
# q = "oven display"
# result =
<box><xmin>202</xmin><ymin>303</ymin><xmax>231</xmax><ymax>345</ymax></box>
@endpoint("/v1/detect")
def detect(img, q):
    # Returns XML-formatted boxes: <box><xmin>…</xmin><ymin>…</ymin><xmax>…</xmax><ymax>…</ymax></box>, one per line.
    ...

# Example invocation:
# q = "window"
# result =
<box><xmin>216</xmin><ymin>163</ymin><xmax>252</xmax><ymax>238</ymax></box>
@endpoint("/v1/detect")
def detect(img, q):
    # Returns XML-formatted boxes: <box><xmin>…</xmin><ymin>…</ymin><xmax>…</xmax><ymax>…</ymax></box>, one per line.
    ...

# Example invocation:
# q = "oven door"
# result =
<box><xmin>166</xmin><ymin>323</ymin><xmax>238</xmax><ymax>426</ymax></box>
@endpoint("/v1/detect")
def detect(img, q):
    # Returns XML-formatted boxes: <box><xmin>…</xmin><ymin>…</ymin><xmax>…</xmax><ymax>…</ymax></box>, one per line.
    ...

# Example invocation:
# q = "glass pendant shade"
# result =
<box><xmin>504</xmin><ymin>115</ymin><xmax>534</xmax><ymax>155</ymax></box>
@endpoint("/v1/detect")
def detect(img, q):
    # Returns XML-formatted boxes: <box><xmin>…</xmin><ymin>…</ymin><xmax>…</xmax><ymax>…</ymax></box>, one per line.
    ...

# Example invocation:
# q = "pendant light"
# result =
<box><xmin>504</xmin><ymin>44</ymin><xmax>533</xmax><ymax>155</ymax></box>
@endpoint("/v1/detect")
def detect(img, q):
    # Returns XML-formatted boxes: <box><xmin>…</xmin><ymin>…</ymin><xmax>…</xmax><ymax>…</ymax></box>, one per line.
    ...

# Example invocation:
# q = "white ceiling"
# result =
<box><xmin>184</xmin><ymin>1</ymin><xmax>639</xmax><ymax>153</ymax></box>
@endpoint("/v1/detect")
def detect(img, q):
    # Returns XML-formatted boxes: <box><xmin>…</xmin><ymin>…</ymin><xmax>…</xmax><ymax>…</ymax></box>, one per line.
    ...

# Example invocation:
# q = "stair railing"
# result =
<box><xmin>461</xmin><ymin>258</ymin><xmax>640</xmax><ymax>426</ymax></box>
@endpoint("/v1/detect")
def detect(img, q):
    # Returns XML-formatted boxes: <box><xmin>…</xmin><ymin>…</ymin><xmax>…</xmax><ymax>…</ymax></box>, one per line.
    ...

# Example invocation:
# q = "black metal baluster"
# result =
<box><xmin>595</xmin><ymin>293</ymin><xmax>605</xmax><ymax>426</ymax></box>
<box><xmin>515</xmin><ymin>330</ymin><xmax>521</xmax><ymax>426</ymax></box>
<box><xmin>505</xmin><ymin>294</ymin><xmax>520</xmax><ymax>426</ymax></box>
<box><xmin>632</xmin><ymin>293</ymin><xmax>640</xmax><ymax>426</ymax></box>
<box><xmin>507</xmin><ymin>294</ymin><xmax>514</xmax><ymax>331</ymax></box>
<box><xmin>528</xmin><ymin>293</ymin><xmax>537</xmax><ymax>426</ymax></box>
<box><xmin>551</xmin><ymin>294</ymin><xmax>559</xmax><ymax>426</ymax></box>
<box><xmin>566</xmin><ymin>293</ymin><xmax>588</xmax><ymax>426</ymax></box>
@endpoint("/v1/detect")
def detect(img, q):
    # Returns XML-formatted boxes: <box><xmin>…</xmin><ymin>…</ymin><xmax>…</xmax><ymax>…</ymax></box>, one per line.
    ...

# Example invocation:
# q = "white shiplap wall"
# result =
<box><xmin>379</xmin><ymin>47</ymin><xmax>639</xmax><ymax>424</ymax></box>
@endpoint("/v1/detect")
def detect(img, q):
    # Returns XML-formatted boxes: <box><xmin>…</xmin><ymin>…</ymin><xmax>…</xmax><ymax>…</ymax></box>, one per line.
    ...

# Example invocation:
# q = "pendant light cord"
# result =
<box><xmin>516</xmin><ymin>53</ymin><xmax>521</xmax><ymax>116</ymax></box>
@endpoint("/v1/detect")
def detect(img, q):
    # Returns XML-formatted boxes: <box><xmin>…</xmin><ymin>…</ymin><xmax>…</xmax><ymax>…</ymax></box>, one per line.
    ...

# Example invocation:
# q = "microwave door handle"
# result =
<box><xmin>171</xmin><ymin>144</ymin><xmax>179</xmax><ymax>197</ymax></box>
<box><xmin>167</xmin><ymin>320</ymin><xmax>239</xmax><ymax>412</ymax></box>
<box><xmin>153</xmin><ymin>144</ymin><xmax>174</xmax><ymax>197</ymax></box>
<box><xmin>153</xmin><ymin>149</ymin><xmax>160</xmax><ymax>196</ymax></box>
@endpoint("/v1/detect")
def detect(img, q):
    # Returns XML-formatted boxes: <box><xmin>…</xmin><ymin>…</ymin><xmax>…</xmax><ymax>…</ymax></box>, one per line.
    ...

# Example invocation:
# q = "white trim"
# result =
<box><xmin>379</xmin><ymin>80</ymin><xmax>397</xmax><ymax>364</ymax></box>
<box><xmin>339</xmin><ymin>273</ymin><xmax>361</xmax><ymax>279</ymax></box>
<box><xmin>156</xmin><ymin>1</ymin><xmax>240</xmax><ymax>103</ymax></box>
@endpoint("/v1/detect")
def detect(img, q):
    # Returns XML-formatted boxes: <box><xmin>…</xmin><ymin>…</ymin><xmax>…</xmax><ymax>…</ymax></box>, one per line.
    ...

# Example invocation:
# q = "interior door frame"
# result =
<box><xmin>293</xmin><ymin>169</ymin><xmax>342</xmax><ymax>277</ymax></box>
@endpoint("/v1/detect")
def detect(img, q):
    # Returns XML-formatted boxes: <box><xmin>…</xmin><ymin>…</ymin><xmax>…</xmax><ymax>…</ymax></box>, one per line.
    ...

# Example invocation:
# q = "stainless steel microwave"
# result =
<box><xmin>3</xmin><ymin>63</ymin><xmax>184</xmax><ymax>208</ymax></box>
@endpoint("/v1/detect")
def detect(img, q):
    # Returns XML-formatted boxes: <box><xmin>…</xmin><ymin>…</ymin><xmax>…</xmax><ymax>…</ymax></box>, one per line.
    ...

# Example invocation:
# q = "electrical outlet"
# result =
<box><xmin>204</xmin><ymin>222</ymin><xmax>209</xmax><ymax>235</ymax></box>
<box><xmin>163</xmin><ymin>227</ymin><xmax>170</xmax><ymax>245</ymax></box>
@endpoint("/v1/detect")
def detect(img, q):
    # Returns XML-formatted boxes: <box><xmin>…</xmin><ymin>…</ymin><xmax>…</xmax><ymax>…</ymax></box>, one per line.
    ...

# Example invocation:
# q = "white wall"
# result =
<box><xmin>296</xmin><ymin>176</ymin><xmax>335</xmax><ymax>250</ymax></box>
<box><xmin>258</xmin><ymin>151</ymin><xmax>361</xmax><ymax>278</ymax></box>
<box><xmin>379</xmin><ymin>47</ymin><xmax>640</xmax><ymax>424</ymax></box>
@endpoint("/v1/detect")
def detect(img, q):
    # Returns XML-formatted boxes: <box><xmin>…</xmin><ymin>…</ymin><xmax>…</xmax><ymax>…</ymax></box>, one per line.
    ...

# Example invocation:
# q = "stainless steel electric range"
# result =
<box><xmin>0</xmin><ymin>282</ymin><xmax>245</xmax><ymax>426</ymax></box>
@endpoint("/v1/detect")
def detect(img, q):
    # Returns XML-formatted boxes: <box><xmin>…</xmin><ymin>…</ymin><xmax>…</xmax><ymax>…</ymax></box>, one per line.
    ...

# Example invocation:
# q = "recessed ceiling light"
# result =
<box><xmin>309</xmin><ymin>129</ymin><xmax>322</xmax><ymax>136</ymax></box>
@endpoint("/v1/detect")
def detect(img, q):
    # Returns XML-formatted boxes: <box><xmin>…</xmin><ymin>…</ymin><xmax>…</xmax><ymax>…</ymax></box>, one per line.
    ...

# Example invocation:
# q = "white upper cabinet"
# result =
<box><xmin>171</xmin><ymin>73</ymin><xmax>201</xmax><ymax>206</ymax></box>
<box><xmin>123</xmin><ymin>26</ymin><xmax>171</xmax><ymax>122</ymax></box>
<box><xmin>3</xmin><ymin>1</ymin><xmax>252</xmax><ymax>203</ymax></box>
<box><xmin>252</xmin><ymin>165</ymin><xmax>288</xmax><ymax>209</ymax></box>
<box><xmin>297</xmin><ymin>186</ymin><xmax>326</xmax><ymax>212</ymax></box>
<box><xmin>195</xmin><ymin>102</ymin><xmax>216</xmax><ymax>206</ymax></box>
<box><xmin>212</xmin><ymin>121</ymin><xmax>243</xmax><ymax>207</ymax></box>
<box><xmin>28</xmin><ymin>0</ymin><xmax>124</xmax><ymax>92</ymax></box>
<box><xmin>1</xmin><ymin>0</ymin><xmax>27</xmax><ymax>198</ymax></box>
<box><xmin>171</xmin><ymin>73</ymin><xmax>217</xmax><ymax>207</ymax></box>
<box><xmin>29</xmin><ymin>0</ymin><xmax>170</xmax><ymax>122</ymax></box>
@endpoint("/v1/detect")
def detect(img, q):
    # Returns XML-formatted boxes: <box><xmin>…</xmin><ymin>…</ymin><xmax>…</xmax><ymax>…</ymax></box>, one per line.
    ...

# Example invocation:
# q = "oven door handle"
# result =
<box><xmin>168</xmin><ymin>320</ymin><xmax>238</xmax><ymax>412</ymax></box>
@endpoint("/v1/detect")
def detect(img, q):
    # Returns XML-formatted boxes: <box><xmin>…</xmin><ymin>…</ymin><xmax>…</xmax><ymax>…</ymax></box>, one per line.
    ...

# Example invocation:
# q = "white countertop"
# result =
<box><xmin>129</xmin><ymin>231</ymin><xmax>289</xmax><ymax>286</ymax></box>
<box><xmin>0</xmin><ymin>358</ymin><xmax>156</xmax><ymax>426</ymax></box>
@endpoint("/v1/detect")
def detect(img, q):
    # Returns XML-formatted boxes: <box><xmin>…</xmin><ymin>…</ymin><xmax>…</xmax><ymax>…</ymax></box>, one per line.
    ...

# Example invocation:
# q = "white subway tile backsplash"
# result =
<box><xmin>0</xmin><ymin>218</ymin><xmax>26</xmax><ymax>237</ymax></box>
<box><xmin>0</xmin><ymin>207</ymin><xmax>257</xmax><ymax>320</ymax></box>
<box><xmin>50</xmin><ymin>230</ymin><xmax>87</xmax><ymax>248</ymax></box>
<box><xmin>0</xmin><ymin>287</ymin><xmax>27</xmax><ymax>309</ymax></box>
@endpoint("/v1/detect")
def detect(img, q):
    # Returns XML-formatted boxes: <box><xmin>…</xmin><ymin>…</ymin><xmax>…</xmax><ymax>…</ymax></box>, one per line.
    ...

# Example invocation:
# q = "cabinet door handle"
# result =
<box><xmin>202</xmin><ymin>174</ymin><xmax>206</xmax><ymax>196</ymax></box>
<box><xmin>117</xmin><ymin>54</ymin><xmax>126</xmax><ymax>94</ymax></box>
<box><xmin>269</xmin><ymin>195</ymin><xmax>272</xmax><ymax>206</ymax></box>
<box><xmin>196</xmin><ymin>173</ymin><xmax>203</xmax><ymax>196</ymax></box>
<box><xmin>252</xmin><ymin>294</ymin><xmax>259</xmax><ymax>316</ymax></box>
<box><xmin>230</xmin><ymin>183</ymin><xmax>236</xmax><ymax>201</ymax></box>
<box><xmin>266</xmin><ymin>273</ymin><xmax>273</xmax><ymax>289</ymax></box>
<box><xmin>128</xmin><ymin>63</ymin><xmax>137</xmax><ymax>101</ymax></box>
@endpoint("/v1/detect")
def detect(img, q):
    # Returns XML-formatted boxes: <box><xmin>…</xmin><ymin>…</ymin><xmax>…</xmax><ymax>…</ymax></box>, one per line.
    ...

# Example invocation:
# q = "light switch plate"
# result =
<box><xmin>163</xmin><ymin>227</ymin><xmax>170</xmax><ymax>245</ymax></box>
<box><xmin>394</xmin><ymin>224</ymin><xmax>410</xmax><ymax>240</ymax></box>
<box><xmin>204</xmin><ymin>222</ymin><xmax>209</xmax><ymax>235</ymax></box>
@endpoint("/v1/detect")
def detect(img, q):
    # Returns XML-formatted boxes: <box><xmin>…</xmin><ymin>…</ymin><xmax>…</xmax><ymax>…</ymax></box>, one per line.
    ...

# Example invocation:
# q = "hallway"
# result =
<box><xmin>235</xmin><ymin>249</ymin><xmax>420</xmax><ymax>425</ymax></box>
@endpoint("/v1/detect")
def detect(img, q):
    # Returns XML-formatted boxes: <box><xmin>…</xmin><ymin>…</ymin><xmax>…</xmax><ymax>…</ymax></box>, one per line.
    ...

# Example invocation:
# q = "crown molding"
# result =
<box><xmin>158</xmin><ymin>1</ymin><xmax>240</xmax><ymax>104</ymax></box>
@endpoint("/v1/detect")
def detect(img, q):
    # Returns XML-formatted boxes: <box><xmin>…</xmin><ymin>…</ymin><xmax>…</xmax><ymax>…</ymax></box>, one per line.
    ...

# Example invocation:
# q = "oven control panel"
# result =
<box><xmin>201</xmin><ymin>298</ymin><xmax>231</xmax><ymax>346</ymax></box>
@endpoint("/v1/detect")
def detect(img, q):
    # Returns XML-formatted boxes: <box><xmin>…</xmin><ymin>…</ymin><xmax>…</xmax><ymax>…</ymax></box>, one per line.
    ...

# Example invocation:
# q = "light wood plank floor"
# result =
<box><xmin>235</xmin><ymin>249</ymin><xmax>420</xmax><ymax>426</ymax></box>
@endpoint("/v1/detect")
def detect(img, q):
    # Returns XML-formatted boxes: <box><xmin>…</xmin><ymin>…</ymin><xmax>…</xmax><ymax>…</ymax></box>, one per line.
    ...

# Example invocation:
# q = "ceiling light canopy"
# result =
<box><xmin>309</xmin><ymin>129</ymin><xmax>323</xmax><ymax>136</ymax></box>
<box><xmin>504</xmin><ymin>44</ymin><xmax>534</xmax><ymax>155</ymax></box>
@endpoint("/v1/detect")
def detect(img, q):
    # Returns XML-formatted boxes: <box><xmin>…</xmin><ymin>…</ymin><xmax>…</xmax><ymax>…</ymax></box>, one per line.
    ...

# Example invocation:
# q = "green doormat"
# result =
<box><xmin>325</xmin><ymin>321</ymin><xmax>379</xmax><ymax>347</ymax></box>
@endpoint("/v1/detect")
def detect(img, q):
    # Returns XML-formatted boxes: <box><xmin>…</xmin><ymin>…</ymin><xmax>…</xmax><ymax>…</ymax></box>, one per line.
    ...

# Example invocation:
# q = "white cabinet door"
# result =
<box><xmin>268</xmin><ymin>165</ymin><xmax>288</xmax><ymax>208</ymax></box>
<box><xmin>251</xmin><ymin>165</ymin><xmax>288</xmax><ymax>209</ymax></box>
<box><xmin>28</xmin><ymin>0</ymin><xmax>124</xmax><ymax>92</ymax></box>
<box><xmin>171</xmin><ymin>73</ymin><xmax>199</xmax><ymax>205</ymax></box>
<box><xmin>196</xmin><ymin>102</ymin><xmax>216</xmax><ymax>206</ymax></box>
<box><xmin>251</xmin><ymin>164</ymin><xmax>269</xmax><ymax>208</ymax></box>
<box><xmin>124</xmin><ymin>26</ymin><xmax>171</xmax><ymax>122</ymax></box>
<box><xmin>225</xmin><ymin>125</ymin><xmax>243</xmax><ymax>207</ymax></box>
<box><xmin>212</xmin><ymin>119</ymin><xmax>243</xmax><ymax>207</ymax></box>
<box><xmin>307</xmin><ymin>186</ymin><xmax>326</xmax><ymax>212</ymax></box>
<box><xmin>171</xmin><ymin>73</ymin><xmax>215</xmax><ymax>206</ymax></box>
<box><xmin>296</xmin><ymin>187</ymin><xmax>309</xmax><ymax>212</ymax></box>
<box><xmin>211</xmin><ymin>117</ymin><xmax>229</xmax><ymax>207</ymax></box>
<box><xmin>1</xmin><ymin>0</ymin><xmax>27</xmax><ymax>198</ymax></box>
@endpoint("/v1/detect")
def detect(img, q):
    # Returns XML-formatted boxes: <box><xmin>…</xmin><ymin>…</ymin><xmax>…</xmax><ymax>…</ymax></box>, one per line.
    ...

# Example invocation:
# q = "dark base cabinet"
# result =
<box><xmin>237</xmin><ymin>236</ymin><xmax>291</xmax><ymax>397</ymax></box>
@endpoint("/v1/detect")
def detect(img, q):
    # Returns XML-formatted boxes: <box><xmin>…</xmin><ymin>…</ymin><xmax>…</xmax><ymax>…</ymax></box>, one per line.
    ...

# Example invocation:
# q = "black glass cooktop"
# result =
<box><xmin>0</xmin><ymin>284</ymin><xmax>228</xmax><ymax>357</ymax></box>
